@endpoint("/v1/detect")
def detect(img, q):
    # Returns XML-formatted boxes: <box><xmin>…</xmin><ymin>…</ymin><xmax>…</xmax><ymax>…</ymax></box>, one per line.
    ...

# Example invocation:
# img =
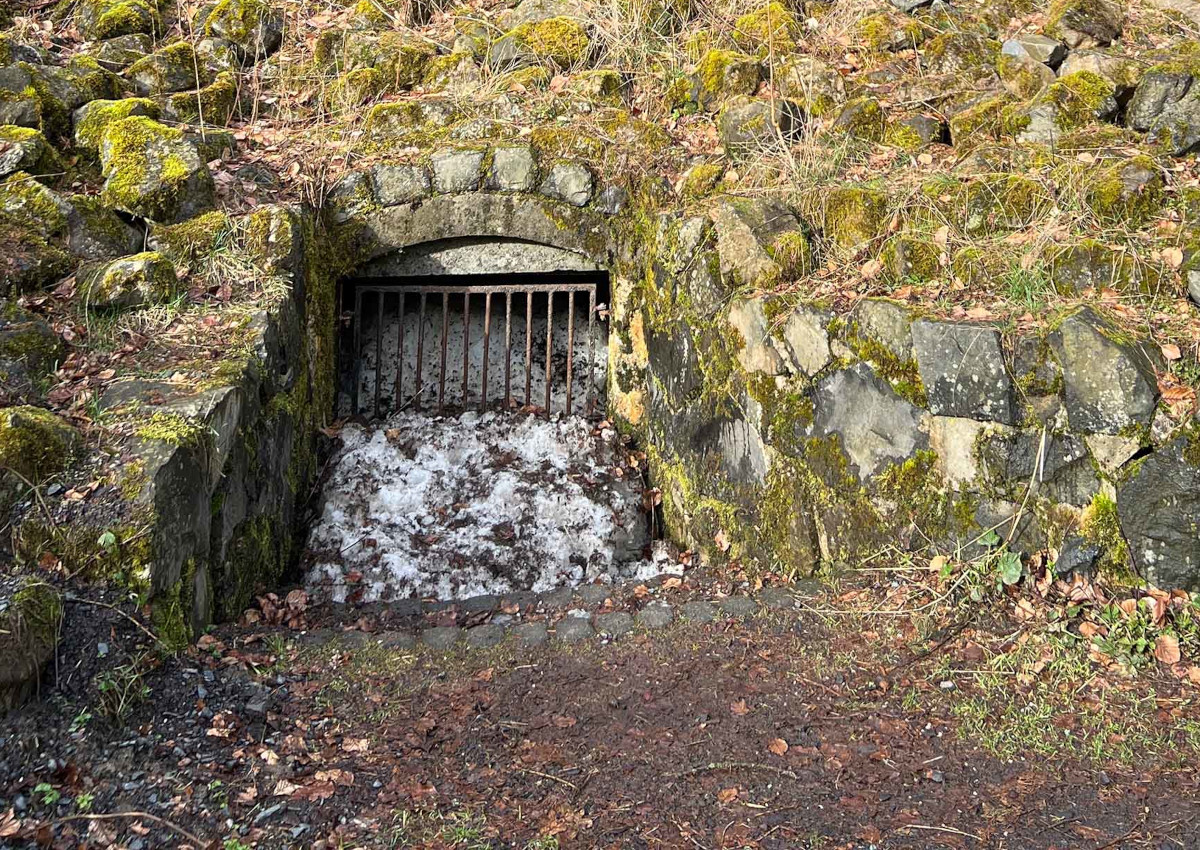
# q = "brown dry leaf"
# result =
<box><xmin>1161</xmin><ymin>343</ymin><xmax>1182</xmax><ymax>361</ymax></box>
<box><xmin>273</xmin><ymin>779</ymin><xmax>300</xmax><ymax>796</ymax></box>
<box><xmin>1155</xmin><ymin>634</ymin><xmax>1181</xmax><ymax>665</ymax></box>
<box><xmin>552</xmin><ymin>714</ymin><xmax>577</xmax><ymax>728</ymax></box>
<box><xmin>717</xmin><ymin>786</ymin><xmax>740</xmax><ymax>803</ymax></box>
<box><xmin>293</xmin><ymin>781</ymin><xmax>337</xmax><ymax>801</ymax></box>
<box><xmin>0</xmin><ymin>810</ymin><xmax>18</xmax><ymax>838</ymax></box>
<box><xmin>343</xmin><ymin>738</ymin><xmax>370</xmax><ymax>753</ymax></box>
<box><xmin>860</xmin><ymin>258</ymin><xmax>884</xmax><ymax>280</ymax></box>
<box><xmin>730</xmin><ymin>699</ymin><xmax>749</xmax><ymax>716</ymax></box>
<box><xmin>1187</xmin><ymin>666</ymin><xmax>1200</xmax><ymax>686</ymax></box>
<box><xmin>767</xmin><ymin>737</ymin><xmax>789</xmax><ymax>756</ymax></box>
<box><xmin>1078</xmin><ymin>621</ymin><xmax>1105</xmax><ymax>639</ymax></box>
<box><xmin>315</xmin><ymin>769</ymin><xmax>355</xmax><ymax>787</ymax></box>
<box><xmin>1161</xmin><ymin>246</ymin><xmax>1185</xmax><ymax>269</ymax></box>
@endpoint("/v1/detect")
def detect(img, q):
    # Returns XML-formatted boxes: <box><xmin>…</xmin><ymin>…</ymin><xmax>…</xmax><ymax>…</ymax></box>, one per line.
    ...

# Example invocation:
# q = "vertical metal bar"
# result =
<box><xmin>565</xmin><ymin>290</ymin><xmax>575</xmax><ymax>417</ymax></box>
<box><xmin>586</xmin><ymin>286</ymin><xmax>596</xmax><ymax>416</ymax></box>
<box><xmin>394</xmin><ymin>291</ymin><xmax>405</xmax><ymax>414</ymax></box>
<box><xmin>373</xmin><ymin>291</ymin><xmax>383</xmax><ymax>420</ymax></box>
<box><xmin>352</xmin><ymin>288</ymin><xmax>363</xmax><ymax>417</ymax></box>
<box><xmin>525</xmin><ymin>291</ymin><xmax>533</xmax><ymax>407</ymax></box>
<box><xmin>462</xmin><ymin>291</ymin><xmax>471</xmax><ymax>407</ymax></box>
<box><xmin>481</xmin><ymin>292</ymin><xmax>491</xmax><ymax>411</ymax></box>
<box><xmin>545</xmin><ymin>291</ymin><xmax>553</xmax><ymax>417</ymax></box>
<box><xmin>504</xmin><ymin>293</ymin><xmax>513</xmax><ymax>408</ymax></box>
<box><xmin>414</xmin><ymin>292</ymin><xmax>426</xmax><ymax>411</ymax></box>
<box><xmin>439</xmin><ymin>292</ymin><xmax>448</xmax><ymax>412</ymax></box>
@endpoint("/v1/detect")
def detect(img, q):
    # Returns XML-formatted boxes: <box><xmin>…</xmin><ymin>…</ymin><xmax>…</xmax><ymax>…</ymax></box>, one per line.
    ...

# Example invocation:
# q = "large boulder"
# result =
<box><xmin>1118</xmin><ymin>437</ymin><xmax>1200</xmax><ymax>590</ymax></box>
<box><xmin>1049</xmin><ymin>307</ymin><xmax>1159</xmax><ymax>434</ymax></box>
<box><xmin>77</xmin><ymin>0</ymin><xmax>160</xmax><ymax>40</ymax></box>
<box><xmin>911</xmin><ymin>320</ymin><xmax>1015</xmax><ymax>424</ymax></box>
<box><xmin>0</xmin><ymin>578</ymin><xmax>62</xmax><ymax>716</ymax></box>
<box><xmin>72</xmin><ymin>97</ymin><xmax>160</xmax><ymax>155</ymax></box>
<box><xmin>125</xmin><ymin>42</ymin><xmax>210</xmax><ymax>95</ymax></box>
<box><xmin>0</xmin><ymin>126</ymin><xmax>60</xmax><ymax>179</ymax></box>
<box><xmin>99</xmin><ymin>116</ymin><xmax>215</xmax><ymax>223</ymax></box>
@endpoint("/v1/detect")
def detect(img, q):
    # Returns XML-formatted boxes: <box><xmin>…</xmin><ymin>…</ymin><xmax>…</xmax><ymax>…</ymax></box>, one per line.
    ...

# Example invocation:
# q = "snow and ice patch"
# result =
<box><xmin>304</xmin><ymin>411</ymin><xmax>669</xmax><ymax>603</ymax></box>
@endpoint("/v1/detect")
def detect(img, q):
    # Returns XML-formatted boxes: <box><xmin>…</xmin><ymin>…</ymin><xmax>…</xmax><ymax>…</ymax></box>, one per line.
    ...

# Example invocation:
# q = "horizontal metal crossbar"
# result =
<box><xmin>348</xmin><ymin>280</ymin><xmax>600</xmax><ymax>420</ymax></box>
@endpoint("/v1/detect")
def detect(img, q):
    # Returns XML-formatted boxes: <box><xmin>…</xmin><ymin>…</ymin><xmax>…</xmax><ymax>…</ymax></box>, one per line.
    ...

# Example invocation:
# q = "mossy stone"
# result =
<box><xmin>99</xmin><ymin>116</ymin><xmax>215</xmax><ymax>223</ymax></box>
<box><xmin>1085</xmin><ymin>155</ymin><xmax>1164</xmax><ymax>226</ymax></box>
<box><xmin>0</xmin><ymin>405</ymin><xmax>80</xmax><ymax>481</ymax></box>
<box><xmin>680</xmin><ymin>162</ymin><xmax>724</xmax><ymax>201</ymax></box>
<box><xmin>0</xmin><ymin>125</ymin><xmax>62</xmax><ymax>179</ymax></box>
<box><xmin>0</xmin><ymin>172</ymin><xmax>71</xmax><ymax>238</ymax></box>
<box><xmin>948</xmin><ymin>91</ymin><xmax>1018</xmax><ymax>148</ymax></box>
<box><xmin>149</xmin><ymin>209</ymin><xmax>232</xmax><ymax>266</ymax></box>
<box><xmin>830</xmin><ymin>96</ymin><xmax>887</xmax><ymax>142</ymax></box>
<box><xmin>962</xmin><ymin>174</ymin><xmax>1052</xmax><ymax>233</ymax></box>
<box><xmin>77</xmin><ymin>251</ymin><xmax>179</xmax><ymax>311</ymax></box>
<box><xmin>163</xmin><ymin>71</ymin><xmax>237</xmax><ymax>124</ymax></box>
<box><xmin>824</xmin><ymin>186</ymin><xmax>889</xmax><ymax>251</ymax></box>
<box><xmin>691</xmin><ymin>49</ymin><xmax>761</xmax><ymax>111</ymax></box>
<box><xmin>857</xmin><ymin>11</ymin><xmax>924</xmax><ymax>53</ymax></box>
<box><xmin>326</xmin><ymin>68</ymin><xmax>386</xmax><ymax>112</ymax></box>
<box><xmin>126</xmin><ymin>42</ymin><xmax>210</xmax><ymax>95</ymax></box>
<box><xmin>198</xmin><ymin>0</ymin><xmax>284</xmax><ymax>58</ymax></box>
<box><xmin>500</xmin><ymin>17</ymin><xmax>592</xmax><ymax>70</ymax></box>
<box><xmin>78</xmin><ymin>0</ymin><xmax>160</xmax><ymax>40</ymax></box>
<box><xmin>732</xmin><ymin>2</ymin><xmax>800</xmax><ymax>57</ymax></box>
<box><xmin>73</xmin><ymin>97</ymin><xmax>160</xmax><ymax>154</ymax></box>
<box><xmin>0</xmin><ymin>216</ymin><xmax>72</xmax><ymax>294</ymax></box>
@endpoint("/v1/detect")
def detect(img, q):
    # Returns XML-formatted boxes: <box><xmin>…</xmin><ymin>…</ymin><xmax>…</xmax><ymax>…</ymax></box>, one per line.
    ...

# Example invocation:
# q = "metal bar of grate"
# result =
<box><xmin>349</xmin><ymin>280</ymin><xmax>600</xmax><ymax>421</ymax></box>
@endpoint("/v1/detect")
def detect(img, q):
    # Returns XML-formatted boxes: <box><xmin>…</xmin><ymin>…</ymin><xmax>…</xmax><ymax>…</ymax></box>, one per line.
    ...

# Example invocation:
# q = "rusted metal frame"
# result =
<box><xmin>544</xmin><ymin>292</ymin><xmax>553</xmax><ymax>415</ymax></box>
<box><xmin>353</xmin><ymin>288</ymin><xmax>363</xmax><ymax>416</ymax></box>
<box><xmin>586</xmin><ymin>288</ymin><xmax>596</xmax><ymax>416</ymax></box>
<box><xmin>525</xmin><ymin>291</ymin><xmax>533</xmax><ymax>407</ymax></box>
<box><xmin>481</xmin><ymin>292</ymin><xmax>492</xmax><ymax>410</ymax></box>
<box><xmin>415</xmin><ymin>292</ymin><xmax>426</xmax><ymax>411</ymax></box>
<box><xmin>393</xmin><ymin>291</ymin><xmax>405</xmax><ymax>415</ymax></box>
<box><xmin>461</xmin><ymin>291</ymin><xmax>471</xmax><ymax>407</ymax></box>
<box><xmin>357</xmin><ymin>283</ymin><xmax>598</xmax><ymax>296</ymax></box>
<box><xmin>504</xmin><ymin>293</ymin><xmax>513</xmax><ymax>408</ymax></box>
<box><xmin>438</xmin><ymin>292</ymin><xmax>448</xmax><ymax>412</ymax></box>
<box><xmin>373</xmin><ymin>291</ymin><xmax>383</xmax><ymax>419</ymax></box>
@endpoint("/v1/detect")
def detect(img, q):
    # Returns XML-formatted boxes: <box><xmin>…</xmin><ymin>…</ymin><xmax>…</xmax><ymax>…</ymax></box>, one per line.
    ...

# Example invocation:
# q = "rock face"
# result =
<box><xmin>0</xmin><ymin>578</ymin><xmax>62</xmax><ymax>716</ymax></box>
<box><xmin>0</xmin><ymin>405</ymin><xmax>80</xmax><ymax>482</ymax></box>
<box><xmin>1044</xmin><ymin>0</ymin><xmax>1124</xmax><ymax>48</ymax></box>
<box><xmin>1118</xmin><ymin>437</ymin><xmax>1200</xmax><ymax>590</ymax></box>
<box><xmin>77</xmin><ymin>251</ymin><xmax>178</xmax><ymax>310</ymax></box>
<box><xmin>1050</xmin><ymin>307</ymin><xmax>1159</xmax><ymax>434</ymax></box>
<box><xmin>911</xmin><ymin>320</ymin><xmax>1014</xmax><ymax>424</ymax></box>
<box><xmin>719</xmin><ymin>96</ymin><xmax>804</xmax><ymax>149</ymax></box>
<box><xmin>99</xmin><ymin>116</ymin><xmax>215</xmax><ymax>223</ymax></box>
<box><xmin>1126</xmin><ymin>67</ymin><xmax>1200</xmax><ymax>156</ymax></box>
<box><xmin>811</xmin><ymin>363</ymin><xmax>927</xmax><ymax>481</ymax></box>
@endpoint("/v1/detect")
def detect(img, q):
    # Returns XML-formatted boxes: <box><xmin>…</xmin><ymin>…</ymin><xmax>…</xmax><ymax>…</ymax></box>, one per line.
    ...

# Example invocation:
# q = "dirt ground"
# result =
<box><xmin>2</xmin><ymin>575</ymin><xmax>1200</xmax><ymax>850</ymax></box>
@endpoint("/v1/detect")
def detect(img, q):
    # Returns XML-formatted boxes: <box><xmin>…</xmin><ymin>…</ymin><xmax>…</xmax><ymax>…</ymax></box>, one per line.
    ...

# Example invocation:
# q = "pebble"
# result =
<box><xmin>680</xmin><ymin>601</ymin><xmax>717</xmax><ymax>623</ymax></box>
<box><xmin>719</xmin><ymin>596</ymin><xmax>758</xmax><ymax>619</ymax></box>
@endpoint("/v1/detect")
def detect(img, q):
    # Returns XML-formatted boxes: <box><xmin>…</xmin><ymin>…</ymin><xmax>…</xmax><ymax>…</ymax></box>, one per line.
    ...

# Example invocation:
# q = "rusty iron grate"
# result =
<box><xmin>347</xmin><ymin>280</ymin><xmax>601</xmax><ymax>420</ymax></box>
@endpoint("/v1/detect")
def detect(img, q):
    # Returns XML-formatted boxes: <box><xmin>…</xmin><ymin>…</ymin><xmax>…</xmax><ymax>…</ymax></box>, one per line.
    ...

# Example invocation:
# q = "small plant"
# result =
<box><xmin>69</xmin><ymin>709</ymin><xmax>92</xmax><ymax>733</ymax></box>
<box><xmin>1094</xmin><ymin>601</ymin><xmax>1156</xmax><ymax>669</ymax></box>
<box><xmin>75</xmin><ymin>793</ymin><xmax>94</xmax><ymax>812</ymax></box>
<box><xmin>524</xmin><ymin>838</ymin><xmax>560</xmax><ymax>850</ymax></box>
<box><xmin>95</xmin><ymin>655</ymin><xmax>152</xmax><ymax>724</ymax></box>
<box><xmin>34</xmin><ymin>783</ymin><xmax>60</xmax><ymax>806</ymax></box>
<box><xmin>224</xmin><ymin>839</ymin><xmax>251</xmax><ymax>850</ymax></box>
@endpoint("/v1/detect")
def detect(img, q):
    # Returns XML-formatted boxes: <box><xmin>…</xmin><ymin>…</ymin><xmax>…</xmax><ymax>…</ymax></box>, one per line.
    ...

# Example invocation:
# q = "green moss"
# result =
<box><xmin>1081</xmin><ymin>492</ymin><xmax>1133</xmax><ymax>582</ymax></box>
<box><xmin>883</xmin><ymin>121</ymin><xmax>925</xmax><ymax>152</ymax></box>
<box><xmin>680</xmin><ymin>162</ymin><xmax>724</xmax><ymax>200</ymax></box>
<box><xmin>98</xmin><ymin>116</ymin><xmax>193</xmax><ymax>215</ymax></box>
<box><xmin>7</xmin><ymin>580</ymin><xmax>62</xmax><ymax>652</ymax></box>
<box><xmin>135</xmin><ymin>411</ymin><xmax>209</xmax><ymax>448</ymax></box>
<box><xmin>88</xmin><ymin>0</ymin><xmax>160</xmax><ymax>39</ymax></box>
<box><xmin>529</xmin><ymin>124</ymin><xmax>606</xmax><ymax>162</ymax></box>
<box><xmin>733</xmin><ymin>2</ymin><xmax>800</xmax><ymax>56</ymax></box>
<box><xmin>841</xmin><ymin>321</ymin><xmax>927</xmax><ymax>406</ymax></box>
<box><xmin>996</xmin><ymin>53</ymin><xmax>1053</xmax><ymax>99</ymax></box>
<box><xmin>509</xmin><ymin>17</ymin><xmax>591</xmax><ymax>68</ymax></box>
<box><xmin>768</xmin><ymin>230</ymin><xmax>814</xmax><ymax>279</ymax></box>
<box><xmin>0</xmin><ymin>172</ymin><xmax>68</xmax><ymax>236</ymax></box>
<box><xmin>0</xmin><ymin>125</ymin><xmax>61</xmax><ymax>177</ymax></box>
<box><xmin>1085</xmin><ymin>156</ymin><xmax>1164</xmax><ymax>227</ymax></box>
<box><xmin>570</xmin><ymin>68</ymin><xmax>625</xmax><ymax>104</ymax></box>
<box><xmin>74</xmin><ymin>97</ymin><xmax>160</xmax><ymax>153</ymax></box>
<box><xmin>1024</xmin><ymin>70</ymin><xmax>1117</xmax><ymax>135</ymax></box>
<box><xmin>962</xmin><ymin>174</ymin><xmax>1052</xmax><ymax>234</ymax></box>
<box><xmin>0</xmin><ymin>406</ymin><xmax>79</xmax><ymax>482</ymax></box>
<box><xmin>880</xmin><ymin>234</ymin><xmax>940</xmax><ymax>281</ymax></box>
<box><xmin>857</xmin><ymin>11</ymin><xmax>923</xmax><ymax>52</ymax></box>
<box><xmin>948</xmin><ymin>92</ymin><xmax>1017</xmax><ymax>147</ymax></box>
<box><xmin>693</xmin><ymin>49</ymin><xmax>760</xmax><ymax>110</ymax></box>
<box><xmin>832</xmin><ymin>96</ymin><xmax>887</xmax><ymax>141</ymax></box>
<box><xmin>496</xmin><ymin>65</ymin><xmax>554</xmax><ymax>92</ymax></box>
<box><xmin>166</xmin><ymin>72</ymin><xmax>237</xmax><ymax>125</ymax></box>
<box><xmin>152</xmin><ymin>210</ymin><xmax>233</xmax><ymax>267</ymax></box>
<box><xmin>201</xmin><ymin>0</ymin><xmax>274</xmax><ymax>45</ymax></box>
<box><xmin>126</xmin><ymin>42</ymin><xmax>207</xmax><ymax>95</ymax></box>
<box><xmin>823</xmin><ymin>186</ymin><xmax>889</xmax><ymax>251</ymax></box>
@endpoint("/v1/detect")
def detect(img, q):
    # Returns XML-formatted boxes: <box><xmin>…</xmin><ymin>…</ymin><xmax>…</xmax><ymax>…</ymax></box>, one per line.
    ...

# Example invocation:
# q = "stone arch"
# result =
<box><xmin>356</xmin><ymin>192</ymin><xmax>617</xmax><ymax>269</ymax></box>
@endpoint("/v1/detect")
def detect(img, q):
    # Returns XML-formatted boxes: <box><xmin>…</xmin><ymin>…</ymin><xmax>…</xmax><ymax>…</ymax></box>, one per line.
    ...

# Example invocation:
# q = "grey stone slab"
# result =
<box><xmin>371</xmin><ymin>163</ymin><xmax>431</xmax><ymax>206</ymax></box>
<box><xmin>377</xmin><ymin>631</ymin><xmax>417</xmax><ymax>650</ymax></box>
<box><xmin>576</xmin><ymin>585</ymin><xmax>611</xmax><ymax>606</ymax></box>
<box><xmin>719</xmin><ymin>596</ymin><xmax>759</xmax><ymax>619</ymax></box>
<box><xmin>636</xmin><ymin>603</ymin><xmax>674</xmax><ymax>630</ymax></box>
<box><xmin>501</xmin><ymin>590</ymin><xmax>539</xmax><ymax>611</ymax></box>
<box><xmin>911</xmin><ymin>319</ymin><xmax>1016</xmax><ymax>424</ymax></box>
<box><xmin>421</xmin><ymin>626</ymin><xmax>463</xmax><ymax>650</ymax></box>
<box><xmin>756</xmin><ymin>586</ymin><xmax>798</xmax><ymax>610</ymax></box>
<box><xmin>459</xmin><ymin>594</ymin><xmax>499</xmax><ymax>614</ymax></box>
<box><xmin>487</xmin><ymin>146</ymin><xmax>538</xmax><ymax>192</ymax></box>
<box><xmin>594</xmin><ymin>611</ymin><xmax>635</xmax><ymax>637</ymax></box>
<box><xmin>511</xmin><ymin>621</ymin><xmax>549</xmax><ymax>647</ymax></box>
<box><xmin>431</xmin><ymin>148</ymin><xmax>485</xmax><ymax>194</ymax></box>
<box><xmin>465</xmin><ymin>624</ymin><xmax>507</xmax><ymax>648</ymax></box>
<box><xmin>680</xmin><ymin>601</ymin><xmax>717</xmax><ymax>622</ymax></box>
<box><xmin>539</xmin><ymin>162</ymin><xmax>593</xmax><ymax>206</ymax></box>
<box><xmin>554</xmin><ymin>616</ymin><xmax>594</xmax><ymax>643</ymax></box>
<box><xmin>540</xmin><ymin>587</ymin><xmax>575</xmax><ymax>610</ymax></box>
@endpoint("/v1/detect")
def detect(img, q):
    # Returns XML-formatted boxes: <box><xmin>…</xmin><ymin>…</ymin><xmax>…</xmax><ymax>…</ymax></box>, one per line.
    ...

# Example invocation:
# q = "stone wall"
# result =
<box><xmin>608</xmin><ymin>196</ymin><xmax>1200</xmax><ymax>593</ymax></box>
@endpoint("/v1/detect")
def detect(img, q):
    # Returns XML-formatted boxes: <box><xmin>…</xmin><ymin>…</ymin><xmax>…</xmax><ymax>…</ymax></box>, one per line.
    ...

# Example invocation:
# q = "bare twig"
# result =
<box><xmin>63</xmin><ymin>594</ymin><xmax>161</xmax><ymax>647</ymax></box>
<box><xmin>671</xmin><ymin>761</ymin><xmax>799</xmax><ymax>781</ymax></box>
<box><xmin>52</xmin><ymin>811</ymin><xmax>209</xmax><ymax>847</ymax></box>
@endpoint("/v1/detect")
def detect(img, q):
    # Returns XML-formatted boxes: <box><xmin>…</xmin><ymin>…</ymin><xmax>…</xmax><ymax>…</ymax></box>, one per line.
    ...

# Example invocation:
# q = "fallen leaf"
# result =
<box><xmin>767</xmin><ymin>737</ymin><xmax>789</xmax><ymax>756</ymax></box>
<box><xmin>1162</xmin><ymin>343</ymin><xmax>1182</xmax><ymax>361</ymax></box>
<box><xmin>717</xmin><ymin>786</ymin><xmax>740</xmax><ymax>803</ymax></box>
<box><xmin>273</xmin><ymin>779</ymin><xmax>300</xmax><ymax>796</ymax></box>
<box><xmin>1161</xmin><ymin>246</ymin><xmax>1184</xmax><ymax>269</ymax></box>
<box><xmin>1155</xmin><ymin>634</ymin><xmax>1181</xmax><ymax>665</ymax></box>
<box><xmin>730</xmin><ymin>699</ymin><xmax>749</xmax><ymax>716</ymax></box>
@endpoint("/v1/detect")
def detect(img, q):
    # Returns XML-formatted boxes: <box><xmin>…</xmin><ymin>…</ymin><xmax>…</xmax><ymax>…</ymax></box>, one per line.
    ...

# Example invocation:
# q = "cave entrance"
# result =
<box><xmin>306</xmin><ymin>238</ymin><xmax>669</xmax><ymax>605</ymax></box>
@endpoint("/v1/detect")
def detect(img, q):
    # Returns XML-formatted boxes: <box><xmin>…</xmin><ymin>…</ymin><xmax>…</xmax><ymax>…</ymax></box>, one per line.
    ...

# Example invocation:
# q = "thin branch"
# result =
<box><xmin>52</xmin><ymin>811</ymin><xmax>209</xmax><ymax>847</ymax></box>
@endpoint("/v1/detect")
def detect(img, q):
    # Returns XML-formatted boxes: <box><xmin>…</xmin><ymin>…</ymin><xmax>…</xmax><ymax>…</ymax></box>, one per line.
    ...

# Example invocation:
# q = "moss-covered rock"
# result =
<box><xmin>22</xmin><ymin>57</ymin><xmax>122</xmax><ymax>140</ymax></box>
<box><xmin>0</xmin><ymin>125</ymin><xmax>62</xmax><ymax>179</ymax></box>
<box><xmin>689</xmin><ymin>49</ymin><xmax>761</xmax><ymax>112</ymax></box>
<box><xmin>326</xmin><ymin>67</ymin><xmax>386</xmax><ymax>113</ymax></box>
<box><xmin>65</xmin><ymin>194</ymin><xmax>143</xmax><ymax>261</ymax></box>
<box><xmin>1045</xmin><ymin>239</ymin><xmax>1157</xmax><ymax>294</ymax></box>
<box><xmin>1075</xmin><ymin>156</ymin><xmax>1160</xmax><ymax>228</ymax></box>
<box><xmin>99</xmin><ymin>116</ymin><xmax>215</xmax><ymax>223</ymax></box>
<box><xmin>680</xmin><ymin>162</ymin><xmax>724</xmax><ymax>201</ymax></box>
<box><xmin>365</xmin><ymin>99</ymin><xmax>461</xmax><ymax>137</ymax></box>
<box><xmin>997</xmin><ymin>52</ymin><xmax>1056</xmax><ymax>99</ymax></box>
<box><xmin>89</xmin><ymin>32</ymin><xmax>154</xmax><ymax>71</ymax></box>
<box><xmin>823</xmin><ymin>186</ymin><xmax>889</xmax><ymax>251</ymax></box>
<box><xmin>732</xmin><ymin>2</ymin><xmax>800</xmax><ymax>57</ymax></box>
<box><xmin>0</xmin><ymin>405</ymin><xmax>80</xmax><ymax>481</ymax></box>
<box><xmin>77</xmin><ymin>0</ymin><xmax>160</xmax><ymax>40</ymax></box>
<box><xmin>126</xmin><ymin>42</ymin><xmax>210</xmax><ymax>95</ymax></box>
<box><xmin>857</xmin><ymin>10</ymin><xmax>924</xmax><ymax>53</ymax></box>
<box><xmin>962</xmin><ymin>173</ymin><xmax>1053</xmax><ymax>233</ymax></box>
<box><xmin>1044</xmin><ymin>0</ymin><xmax>1124</xmax><ymax>49</ymax></box>
<box><xmin>72</xmin><ymin>97</ymin><xmax>159</xmax><ymax>155</ymax></box>
<box><xmin>1007</xmin><ymin>70</ymin><xmax>1119</xmax><ymax>143</ymax></box>
<box><xmin>881</xmin><ymin>234</ymin><xmax>940</xmax><ymax>282</ymax></box>
<box><xmin>491</xmin><ymin>16</ymin><xmax>592</xmax><ymax>70</ymax></box>
<box><xmin>0</xmin><ymin>172</ymin><xmax>71</xmax><ymax>237</ymax></box>
<box><xmin>197</xmin><ymin>0</ymin><xmax>285</xmax><ymax>60</ymax></box>
<box><xmin>830</xmin><ymin>96</ymin><xmax>887</xmax><ymax>142</ymax></box>
<box><xmin>78</xmin><ymin>251</ymin><xmax>179</xmax><ymax>311</ymax></box>
<box><xmin>0</xmin><ymin>215</ymin><xmax>72</xmax><ymax>294</ymax></box>
<box><xmin>569</xmin><ymin>69</ymin><xmax>625</xmax><ymax>105</ymax></box>
<box><xmin>923</xmin><ymin>32</ymin><xmax>1001</xmax><ymax>78</ymax></box>
<box><xmin>948</xmin><ymin>91</ymin><xmax>1018</xmax><ymax>147</ymax></box>
<box><xmin>162</xmin><ymin>71</ymin><xmax>237</xmax><ymax>124</ymax></box>
<box><xmin>0</xmin><ymin>578</ymin><xmax>62</xmax><ymax>716</ymax></box>
<box><xmin>0</xmin><ymin>300</ymin><xmax>62</xmax><ymax>402</ymax></box>
<box><xmin>148</xmin><ymin>209</ymin><xmax>232</xmax><ymax>266</ymax></box>
<box><xmin>776</xmin><ymin>56</ymin><xmax>845</xmax><ymax>118</ymax></box>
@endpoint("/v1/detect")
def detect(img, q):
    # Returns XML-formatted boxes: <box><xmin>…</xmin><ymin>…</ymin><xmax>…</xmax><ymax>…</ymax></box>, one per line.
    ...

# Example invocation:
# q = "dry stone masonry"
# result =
<box><xmin>4</xmin><ymin>0</ymin><xmax>1200</xmax><ymax>711</ymax></box>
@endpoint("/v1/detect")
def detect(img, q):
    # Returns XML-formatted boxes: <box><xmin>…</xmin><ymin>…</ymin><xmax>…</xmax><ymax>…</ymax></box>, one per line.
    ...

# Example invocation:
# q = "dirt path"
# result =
<box><xmin>2</xmin><ymin>584</ymin><xmax>1199</xmax><ymax>849</ymax></box>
